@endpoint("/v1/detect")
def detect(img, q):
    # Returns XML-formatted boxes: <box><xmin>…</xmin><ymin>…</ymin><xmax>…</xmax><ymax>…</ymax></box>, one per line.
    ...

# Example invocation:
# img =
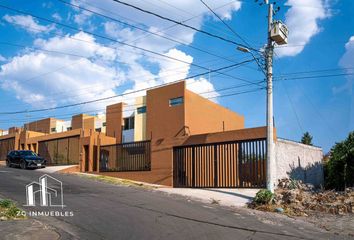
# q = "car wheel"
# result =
<box><xmin>6</xmin><ymin>160</ymin><xmax>11</xmax><ymax>167</ymax></box>
<box><xmin>20</xmin><ymin>160</ymin><xmax>27</xmax><ymax>170</ymax></box>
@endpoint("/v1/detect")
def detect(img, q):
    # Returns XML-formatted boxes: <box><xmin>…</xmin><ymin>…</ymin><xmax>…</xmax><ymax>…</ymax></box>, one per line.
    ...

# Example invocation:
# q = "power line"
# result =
<box><xmin>199</xmin><ymin>0</ymin><xmax>252</xmax><ymax>49</ymax></box>
<box><xmin>149</xmin><ymin>0</ymin><xmax>244</xmax><ymax>42</ymax></box>
<box><xmin>0</xmin><ymin>84</ymin><xmax>264</xmax><ymax>123</ymax></box>
<box><xmin>57</xmin><ymin>0</ymin><xmax>244</xmax><ymax>65</ymax></box>
<box><xmin>294</xmin><ymin>84</ymin><xmax>339</xmax><ymax>139</ymax></box>
<box><xmin>280</xmin><ymin>82</ymin><xmax>304</xmax><ymax>133</ymax></box>
<box><xmin>0</xmin><ymin>4</ymin><xmax>223</xmax><ymax>72</ymax></box>
<box><xmin>199</xmin><ymin>0</ymin><xmax>267</xmax><ymax>77</ymax></box>
<box><xmin>0</xmin><ymin>41</ymin><xmax>257</xmax><ymax>107</ymax></box>
<box><xmin>274</xmin><ymin>72</ymin><xmax>354</xmax><ymax>81</ymax></box>
<box><xmin>0</xmin><ymin>37</ymin><xmax>258</xmax><ymax>109</ymax></box>
<box><xmin>69</xmin><ymin>0</ymin><xmax>233</xmax><ymax>46</ymax></box>
<box><xmin>0</xmin><ymin>3</ymin><xmax>264</xmax><ymax>87</ymax></box>
<box><xmin>0</xmin><ymin>59</ymin><xmax>257</xmax><ymax>115</ymax></box>
<box><xmin>275</xmin><ymin>67</ymin><xmax>354</xmax><ymax>76</ymax></box>
<box><xmin>110</xmin><ymin>0</ymin><xmax>260</xmax><ymax>52</ymax></box>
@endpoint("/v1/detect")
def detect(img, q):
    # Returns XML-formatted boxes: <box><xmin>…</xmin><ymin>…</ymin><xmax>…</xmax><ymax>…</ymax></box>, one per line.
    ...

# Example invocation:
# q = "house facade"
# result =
<box><xmin>0</xmin><ymin>81</ymin><xmax>323</xmax><ymax>187</ymax></box>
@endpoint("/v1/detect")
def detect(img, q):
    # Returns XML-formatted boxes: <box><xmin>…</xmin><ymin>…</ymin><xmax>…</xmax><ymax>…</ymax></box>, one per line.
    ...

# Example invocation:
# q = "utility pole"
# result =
<box><xmin>266</xmin><ymin>2</ymin><xmax>275</xmax><ymax>193</ymax></box>
<box><xmin>237</xmin><ymin>1</ymin><xmax>288</xmax><ymax>192</ymax></box>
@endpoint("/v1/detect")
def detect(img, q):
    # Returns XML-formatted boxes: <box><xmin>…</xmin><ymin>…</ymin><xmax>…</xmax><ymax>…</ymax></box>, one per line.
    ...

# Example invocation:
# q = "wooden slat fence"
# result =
<box><xmin>173</xmin><ymin>139</ymin><xmax>266</xmax><ymax>188</ymax></box>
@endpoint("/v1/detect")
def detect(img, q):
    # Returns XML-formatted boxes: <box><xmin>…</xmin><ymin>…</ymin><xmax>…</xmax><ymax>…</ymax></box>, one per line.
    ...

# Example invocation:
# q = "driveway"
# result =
<box><xmin>0</xmin><ymin>165</ymin><xmax>349</xmax><ymax>240</ymax></box>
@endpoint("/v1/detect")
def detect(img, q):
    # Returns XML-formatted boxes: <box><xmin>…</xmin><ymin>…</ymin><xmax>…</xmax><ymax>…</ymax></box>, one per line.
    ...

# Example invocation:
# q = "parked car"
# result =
<box><xmin>6</xmin><ymin>150</ymin><xmax>46</xmax><ymax>169</ymax></box>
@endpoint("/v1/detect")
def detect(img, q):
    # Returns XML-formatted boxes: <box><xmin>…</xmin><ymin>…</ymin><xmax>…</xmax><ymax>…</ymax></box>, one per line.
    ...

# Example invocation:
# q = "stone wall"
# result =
<box><xmin>275</xmin><ymin>138</ymin><xmax>324</xmax><ymax>187</ymax></box>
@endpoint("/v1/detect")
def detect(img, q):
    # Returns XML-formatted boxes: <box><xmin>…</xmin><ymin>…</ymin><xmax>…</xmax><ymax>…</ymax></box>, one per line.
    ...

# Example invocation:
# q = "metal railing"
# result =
<box><xmin>100</xmin><ymin>140</ymin><xmax>151</xmax><ymax>172</ymax></box>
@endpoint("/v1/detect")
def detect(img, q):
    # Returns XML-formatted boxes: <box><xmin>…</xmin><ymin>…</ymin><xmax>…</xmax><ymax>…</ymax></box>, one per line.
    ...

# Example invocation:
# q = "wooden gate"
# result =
<box><xmin>0</xmin><ymin>138</ymin><xmax>15</xmax><ymax>160</ymax></box>
<box><xmin>38</xmin><ymin>136</ymin><xmax>80</xmax><ymax>165</ymax></box>
<box><xmin>173</xmin><ymin>139</ymin><xmax>266</xmax><ymax>188</ymax></box>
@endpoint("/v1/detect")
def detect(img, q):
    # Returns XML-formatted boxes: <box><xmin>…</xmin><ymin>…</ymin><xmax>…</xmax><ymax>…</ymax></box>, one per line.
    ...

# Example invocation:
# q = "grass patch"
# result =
<box><xmin>0</xmin><ymin>199</ymin><xmax>26</xmax><ymax>220</ymax></box>
<box><xmin>76</xmin><ymin>173</ymin><xmax>156</xmax><ymax>189</ymax></box>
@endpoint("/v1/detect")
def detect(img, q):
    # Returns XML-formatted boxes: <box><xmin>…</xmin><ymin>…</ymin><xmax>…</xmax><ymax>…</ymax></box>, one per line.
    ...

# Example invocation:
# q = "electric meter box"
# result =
<box><xmin>270</xmin><ymin>21</ymin><xmax>288</xmax><ymax>45</ymax></box>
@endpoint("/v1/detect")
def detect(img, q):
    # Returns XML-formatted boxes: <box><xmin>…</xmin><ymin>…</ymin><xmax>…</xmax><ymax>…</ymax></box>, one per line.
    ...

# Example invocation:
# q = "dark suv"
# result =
<box><xmin>6</xmin><ymin>150</ymin><xmax>46</xmax><ymax>169</ymax></box>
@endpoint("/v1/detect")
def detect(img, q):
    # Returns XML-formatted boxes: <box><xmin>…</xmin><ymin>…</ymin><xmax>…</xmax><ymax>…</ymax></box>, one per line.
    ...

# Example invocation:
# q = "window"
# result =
<box><xmin>169</xmin><ymin>97</ymin><xmax>183</xmax><ymax>106</ymax></box>
<box><xmin>102</xmin><ymin>122</ymin><xmax>107</xmax><ymax>127</ymax></box>
<box><xmin>20</xmin><ymin>151</ymin><xmax>37</xmax><ymax>156</ymax></box>
<box><xmin>123</xmin><ymin>117</ymin><xmax>135</xmax><ymax>130</ymax></box>
<box><xmin>137</xmin><ymin>106</ymin><xmax>146</xmax><ymax>114</ymax></box>
<box><xmin>51</xmin><ymin>128</ymin><xmax>56</xmax><ymax>132</ymax></box>
<box><xmin>67</xmin><ymin>127</ymin><xmax>72</xmax><ymax>131</ymax></box>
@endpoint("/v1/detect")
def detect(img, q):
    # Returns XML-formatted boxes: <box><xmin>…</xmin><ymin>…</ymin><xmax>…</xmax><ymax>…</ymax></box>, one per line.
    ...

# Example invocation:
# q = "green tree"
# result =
<box><xmin>301</xmin><ymin>132</ymin><xmax>313</xmax><ymax>146</ymax></box>
<box><xmin>325</xmin><ymin>131</ymin><xmax>354</xmax><ymax>190</ymax></box>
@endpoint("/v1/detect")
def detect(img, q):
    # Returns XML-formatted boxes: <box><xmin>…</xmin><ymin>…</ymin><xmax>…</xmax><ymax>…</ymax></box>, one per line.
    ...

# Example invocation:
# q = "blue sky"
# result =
<box><xmin>0</xmin><ymin>0</ymin><xmax>353</xmax><ymax>152</ymax></box>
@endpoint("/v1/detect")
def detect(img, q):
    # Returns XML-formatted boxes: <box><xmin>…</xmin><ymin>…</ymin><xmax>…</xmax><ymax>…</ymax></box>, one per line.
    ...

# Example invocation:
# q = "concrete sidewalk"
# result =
<box><xmin>74</xmin><ymin>172</ymin><xmax>259</xmax><ymax>207</ymax></box>
<box><xmin>156</xmin><ymin>188</ymin><xmax>259</xmax><ymax>207</ymax></box>
<box><xmin>35</xmin><ymin>165</ymin><xmax>77</xmax><ymax>173</ymax></box>
<box><xmin>0</xmin><ymin>161</ymin><xmax>78</xmax><ymax>173</ymax></box>
<box><xmin>74</xmin><ymin>172</ymin><xmax>259</xmax><ymax>208</ymax></box>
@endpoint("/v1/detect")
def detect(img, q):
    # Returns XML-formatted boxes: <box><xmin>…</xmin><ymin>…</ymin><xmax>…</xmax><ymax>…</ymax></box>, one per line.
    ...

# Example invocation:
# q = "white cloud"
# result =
<box><xmin>338</xmin><ymin>36</ymin><xmax>354</xmax><ymax>130</ymax></box>
<box><xmin>187</xmin><ymin>77</ymin><xmax>219</xmax><ymax>101</ymax></box>
<box><xmin>52</xmin><ymin>13</ymin><xmax>62</xmax><ymax>22</ymax></box>
<box><xmin>157</xmin><ymin>49</ymin><xmax>193</xmax><ymax>83</ymax></box>
<box><xmin>0</xmin><ymin>55</ymin><xmax>6</xmax><ymax>62</ymax></box>
<box><xmin>74</xmin><ymin>12</ymin><xmax>91</xmax><ymax>25</ymax></box>
<box><xmin>0</xmin><ymin>32</ymin><xmax>123</xmax><ymax>109</ymax></box>
<box><xmin>205</xmin><ymin>1</ymin><xmax>241</xmax><ymax>20</ymax></box>
<box><xmin>276</xmin><ymin>0</ymin><xmax>330</xmax><ymax>57</ymax></box>
<box><xmin>339</xmin><ymin>36</ymin><xmax>354</xmax><ymax>70</ymax></box>
<box><xmin>3</xmin><ymin>14</ymin><xmax>55</xmax><ymax>33</ymax></box>
<box><xmin>0</xmin><ymin>1</ymin><xmax>243</xmax><ymax>114</ymax></box>
<box><xmin>78</xmin><ymin>0</ymin><xmax>242</xmax><ymax>45</ymax></box>
<box><xmin>334</xmin><ymin>36</ymin><xmax>354</xmax><ymax>94</ymax></box>
<box><xmin>33</xmin><ymin>31</ymin><xmax>116</xmax><ymax>61</ymax></box>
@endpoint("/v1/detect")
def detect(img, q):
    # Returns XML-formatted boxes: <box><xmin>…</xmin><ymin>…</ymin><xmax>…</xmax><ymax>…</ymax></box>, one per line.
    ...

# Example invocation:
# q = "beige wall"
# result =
<box><xmin>134</xmin><ymin>96</ymin><xmax>147</xmax><ymax>141</ymax></box>
<box><xmin>275</xmin><ymin>139</ymin><xmax>324</xmax><ymax>187</ymax></box>
<box><xmin>106</xmin><ymin>103</ymin><xmax>124</xmax><ymax>142</ymax></box>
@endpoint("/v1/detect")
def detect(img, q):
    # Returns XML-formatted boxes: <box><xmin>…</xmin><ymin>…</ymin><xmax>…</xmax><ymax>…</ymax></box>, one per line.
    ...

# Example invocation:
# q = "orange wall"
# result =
<box><xmin>25</xmin><ymin>118</ymin><xmax>57</xmax><ymax>134</ymax></box>
<box><xmin>146</xmin><ymin>81</ymin><xmax>186</xmax><ymax>140</ymax></box>
<box><xmin>181</xmin><ymin>126</ymin><xmax>275</xmax><ymax>146</ymax></box>
<box><xmin>9</xmin><ymin>127</ymin><xmax>22</xmax><ymax>134</ymax></box>
<box><xmin>72</xmin><ymin>114</ymin><xmax>95</xmax><ymax>131</ymax></box>
<box><xmin>185</xmin><ymin>90</ymin><xmax>244</xmax><ymax>135</ymax></box>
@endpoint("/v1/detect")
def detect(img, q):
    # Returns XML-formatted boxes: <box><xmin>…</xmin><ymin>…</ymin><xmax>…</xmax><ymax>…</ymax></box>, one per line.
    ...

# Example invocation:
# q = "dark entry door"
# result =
<box><xmin>93</xmin><ymin>146</ymin><xmax>97</xmax><ymax>172</ymax></box>
<box><xmin>84</xmin><ymin>145</ymin><xmax>89</xmax><ymax>172</ymax></box>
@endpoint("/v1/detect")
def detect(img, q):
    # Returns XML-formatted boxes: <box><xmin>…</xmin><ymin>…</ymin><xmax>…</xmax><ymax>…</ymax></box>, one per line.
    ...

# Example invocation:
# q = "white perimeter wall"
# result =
<box><xmin>275</xmin><ymin>138</ymin><xmax>324</xmax><ymax>187</ymax></box>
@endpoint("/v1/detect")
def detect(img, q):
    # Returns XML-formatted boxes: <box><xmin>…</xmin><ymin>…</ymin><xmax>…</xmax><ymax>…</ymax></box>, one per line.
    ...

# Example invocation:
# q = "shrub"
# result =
<box><xmin>254</xmin><ymin>189</ymin><xmax>274</xmax><ymax>205</ymax></box>
<box><xmin>5</xmin><ymin>205</ymin><xmax>20</xmax><ymax>218</ymax></box>
<box><xmin>325</xmin><ymin>131</ymin><xmax>354</xmax><ymax>190</ymax></box>
<box><xmin>0</xmin><ymin>199</ymin><xmax>12</xmax><ymax>208</ymax></box>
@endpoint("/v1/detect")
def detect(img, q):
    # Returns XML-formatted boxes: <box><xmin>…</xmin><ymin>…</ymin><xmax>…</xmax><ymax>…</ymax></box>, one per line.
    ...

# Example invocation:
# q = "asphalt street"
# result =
<box><xmin>0</xmin><ymin>165</ymin><xmax>348</xmax><ymax>240</ymax></box>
